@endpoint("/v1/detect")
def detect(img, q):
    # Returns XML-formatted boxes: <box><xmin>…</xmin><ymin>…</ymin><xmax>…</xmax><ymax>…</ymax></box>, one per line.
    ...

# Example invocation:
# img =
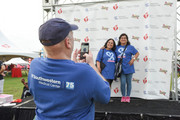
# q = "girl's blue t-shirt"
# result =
<box><xmin>96</xmin><ymin>49</ymin><xmax>116</xmax><ymax>79</ymax></box>
<box><xmin>115</xmin><ymin>45</ymin><xmax>138</xmax><ymax>74</ymax></box>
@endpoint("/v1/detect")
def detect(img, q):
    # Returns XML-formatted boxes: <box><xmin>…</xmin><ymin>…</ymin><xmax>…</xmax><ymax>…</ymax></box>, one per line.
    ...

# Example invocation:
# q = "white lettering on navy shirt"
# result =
<box><xmin>66</xmin><ymin>82</ymin><xmax>74</xmax><ymax>90</ymax></box>
<box><xmin>32</xmin><ymin>74</ymin><xmax>61</xmax><ymax>88</ymax></box>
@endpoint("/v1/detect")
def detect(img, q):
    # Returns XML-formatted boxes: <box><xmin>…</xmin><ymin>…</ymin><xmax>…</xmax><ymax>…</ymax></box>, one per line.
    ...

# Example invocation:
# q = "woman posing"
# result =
<box><xmin>96</xmin><ymin>38</ymin><xmax>116</xmax><ymax>88</ymax></box>
<box><xmin>116</xmin><ymin>33</ymin><xmax>139</xmax><ymax>103</ymax></box>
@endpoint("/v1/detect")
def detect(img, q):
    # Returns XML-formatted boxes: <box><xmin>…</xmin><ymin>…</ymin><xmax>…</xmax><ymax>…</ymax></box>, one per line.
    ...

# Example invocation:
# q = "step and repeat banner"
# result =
<box><xmin>55</xmin><ymin>0</ymin><xmax>176</xmax><ymax>99</ymax></box>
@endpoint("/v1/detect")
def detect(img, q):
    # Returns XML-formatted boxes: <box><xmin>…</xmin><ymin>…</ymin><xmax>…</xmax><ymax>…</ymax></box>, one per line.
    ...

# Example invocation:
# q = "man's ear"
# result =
<box><xmin>65</xmin><ymin>37</ymin><xmax>71</xmax><ymax>49</ymax></box>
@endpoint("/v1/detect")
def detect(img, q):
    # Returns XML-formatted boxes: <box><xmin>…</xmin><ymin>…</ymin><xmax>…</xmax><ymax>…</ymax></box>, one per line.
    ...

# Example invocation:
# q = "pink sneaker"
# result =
<box><xmin>125</xmin><ymin>96</ymin><xmax>130</xmax><ymax>103</ymax></box>
<box><xmin>121</xmin><ymin>96</ymin><xmax>126</xmax><ymax>102</ymax></box>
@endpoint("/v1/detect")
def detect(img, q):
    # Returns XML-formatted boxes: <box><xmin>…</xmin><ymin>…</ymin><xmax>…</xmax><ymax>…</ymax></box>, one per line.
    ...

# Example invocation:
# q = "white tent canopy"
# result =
<box><xmin>4</xmin><ymin>57</ymin><xmax>29</xmax><ymax>65</ymax></box>
<box><xmin>0</xmin><ymin>30</ymin><xmax>39</xmax><ymax>61</ymax></box>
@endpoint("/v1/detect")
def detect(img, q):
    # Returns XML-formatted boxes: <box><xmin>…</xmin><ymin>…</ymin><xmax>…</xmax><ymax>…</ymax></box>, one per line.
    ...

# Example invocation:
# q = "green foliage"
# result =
<box><xmin>3</xmin><ymin>71</ymin><xmax>28</xmax><ymax>99</ymax></box>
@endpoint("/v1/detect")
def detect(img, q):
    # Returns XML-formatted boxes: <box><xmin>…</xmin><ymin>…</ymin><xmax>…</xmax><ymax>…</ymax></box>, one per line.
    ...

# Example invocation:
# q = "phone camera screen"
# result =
<box><xmin>81</xmin><ymin>45</ymin><xmax>89</xmax><ymax>52</ymax></box>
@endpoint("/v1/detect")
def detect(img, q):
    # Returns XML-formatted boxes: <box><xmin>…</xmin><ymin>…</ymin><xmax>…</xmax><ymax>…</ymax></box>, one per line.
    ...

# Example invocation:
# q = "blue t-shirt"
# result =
<box><xmin>115</xmin><ymin>45</ymin><xmax>138</xmax><ymax>74</ymax></box>
<box><xmin>28</xmin><ymin>58</ymin><xmax>110</xmax><ymax>120</ymax></box>
<box><xmin>96</xmin><ymin>49</ymin><xmax>116</xmax><ymax>79</ymax></box>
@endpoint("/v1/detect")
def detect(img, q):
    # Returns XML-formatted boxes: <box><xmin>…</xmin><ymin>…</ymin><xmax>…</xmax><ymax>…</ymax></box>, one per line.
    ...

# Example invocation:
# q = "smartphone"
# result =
<box><xmin>80</xmin><ymin>42</ymin><xmax>89</xmax><ymax>60</ymax></box>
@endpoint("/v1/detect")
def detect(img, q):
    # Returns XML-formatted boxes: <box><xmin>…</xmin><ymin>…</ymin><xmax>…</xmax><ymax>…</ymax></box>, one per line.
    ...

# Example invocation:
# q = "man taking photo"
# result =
<box><xmin>28</xmin><ymin>18</ymin><xmax>110</xmax><ymax>120</ymax></box>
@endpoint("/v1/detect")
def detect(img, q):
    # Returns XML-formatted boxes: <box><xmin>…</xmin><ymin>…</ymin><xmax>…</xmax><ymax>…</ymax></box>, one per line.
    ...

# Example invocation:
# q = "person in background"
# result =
<box><xmin>96</xmin><ymin>38</ymin><xmax>116</xmax><ymax>88</ymax></box>
<box><xmin>21</xmin><ymin>78</ymin><xmax>31</xmax><ymax>99</ymax></box>
<box><xmin>28</xmin><ymin>18</ymin><xmax>110</xmax><ymax>120</ymax></box>
<box><xmin>115</xmin><ymin>33</ymin><xmax>139</xmax><ymax>103</ymax></box>
<box><xmin>10</xmin><ymin>63</ymin><xmax>14</xmax><ymax>70</ymax></box>
<box><xmin>0</xmin><ymin>60</ymin><xmax>6</xmax><ymax>94</ymax></box>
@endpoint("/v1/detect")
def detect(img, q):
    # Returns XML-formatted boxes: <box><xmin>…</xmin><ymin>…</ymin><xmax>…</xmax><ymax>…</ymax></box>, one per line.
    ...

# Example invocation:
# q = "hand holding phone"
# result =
<box><xmin>80</xmin><ymin>42</ymin><xmax>89</xmax><ymax>60</ymax></box>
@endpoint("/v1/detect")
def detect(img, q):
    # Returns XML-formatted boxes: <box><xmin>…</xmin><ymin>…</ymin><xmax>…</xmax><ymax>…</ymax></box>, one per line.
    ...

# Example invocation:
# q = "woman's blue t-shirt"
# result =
<box><xmin>115</xmin><ymin>45</ymin><xmax>138</xmax><ymax>74</ymax></box>
<box><xmin>96</xmin><ymin>49</ymin><xmax>116</xmax><ymax>79</ymax></box>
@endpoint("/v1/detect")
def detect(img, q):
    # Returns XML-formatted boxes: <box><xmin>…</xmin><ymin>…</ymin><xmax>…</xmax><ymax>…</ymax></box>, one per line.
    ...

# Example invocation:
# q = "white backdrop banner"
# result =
<box><xmin>55</xmin><ymin>0</ymin><xmax>176</xmax><ymax>99</ymax></box>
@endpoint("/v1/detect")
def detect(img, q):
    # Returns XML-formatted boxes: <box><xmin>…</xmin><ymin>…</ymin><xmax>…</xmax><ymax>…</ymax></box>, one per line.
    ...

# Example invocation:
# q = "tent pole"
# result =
<box><xmin>175</xmin><ymin>3</ymin><xmax>178</xmax><ymax>101</ymax></box>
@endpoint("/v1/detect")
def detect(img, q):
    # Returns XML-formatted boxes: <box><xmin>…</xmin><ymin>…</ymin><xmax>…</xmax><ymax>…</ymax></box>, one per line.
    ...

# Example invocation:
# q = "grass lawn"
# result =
<box><xmin>3</xmin><ymin>71</ymin><xmax>28</xmax><ymax>99</ymax></box>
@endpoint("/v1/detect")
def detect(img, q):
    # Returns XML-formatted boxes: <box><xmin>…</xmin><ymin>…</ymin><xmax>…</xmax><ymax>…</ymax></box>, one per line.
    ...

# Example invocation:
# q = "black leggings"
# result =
<box><xmin>106</xmin><ymin>79</ymin><xmax>113</xmax><ymax>87</ymax></box>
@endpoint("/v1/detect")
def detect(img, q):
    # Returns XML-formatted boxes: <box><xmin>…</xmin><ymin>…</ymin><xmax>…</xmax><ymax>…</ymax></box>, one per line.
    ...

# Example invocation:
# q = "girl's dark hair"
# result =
<box><xmin>118</xmin><ymin>33</ymin><xmax>131</xmax><ymax>46</ymax></box>
<box><xmin>104</xmin><ymin>38</ymin><xmax>116</xmax><ymax>51</ymax></box>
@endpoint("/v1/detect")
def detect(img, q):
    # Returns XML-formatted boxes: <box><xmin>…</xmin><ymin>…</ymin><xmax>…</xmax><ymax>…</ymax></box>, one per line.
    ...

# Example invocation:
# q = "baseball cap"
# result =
<box><xmin>39</xmin><ymin>18</ymin><xmax>78</xmax><ymax>46</ymax></box>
